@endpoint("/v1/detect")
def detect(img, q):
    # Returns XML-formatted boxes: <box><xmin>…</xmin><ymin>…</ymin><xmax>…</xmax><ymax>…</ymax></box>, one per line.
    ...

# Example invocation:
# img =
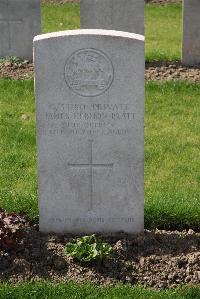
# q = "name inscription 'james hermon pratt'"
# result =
<box><xmin>34</xmin><ymin>30</ymin><xmax>144</xmax><ymax>234</ymax></box>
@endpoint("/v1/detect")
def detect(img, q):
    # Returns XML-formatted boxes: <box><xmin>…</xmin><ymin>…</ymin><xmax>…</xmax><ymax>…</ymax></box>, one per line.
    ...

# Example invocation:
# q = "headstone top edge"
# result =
<box><xmin>33</xmin><ymin>29</ymin><xmax>145</xmax><ymax>43</ymax></box>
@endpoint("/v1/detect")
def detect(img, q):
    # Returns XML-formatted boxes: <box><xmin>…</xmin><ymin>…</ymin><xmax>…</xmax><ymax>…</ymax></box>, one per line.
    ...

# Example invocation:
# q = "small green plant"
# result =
<box><xmin>65</xmin><ymin>234</ymin><xmax>112</xmax><ymax>263</ymax></box>
<box><xmin>0</xmin><ymin>56</ymin><xmax>23</xmax><ymax>64</ymax></box>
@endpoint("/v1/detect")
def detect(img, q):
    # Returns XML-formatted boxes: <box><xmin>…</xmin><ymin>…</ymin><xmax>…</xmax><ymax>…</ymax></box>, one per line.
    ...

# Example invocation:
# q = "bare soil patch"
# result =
<box><xmin>1</xmin><ymin>60</ymin><xmax>200</xmax><ymax>82</ymax></box>
<box><xmin>0</xmin><ymin>60</ymin><xmax>33</xmax><ymax>80</ymax></box>
<box><xmin>0</xmin><ymin>209</ymin><xmax>199</xmax><ymax>289</ymax></box>
<box><xmin>146</xmin><ymin>61</ymin><xmax>200</xmax><ymax>82</ymax></box>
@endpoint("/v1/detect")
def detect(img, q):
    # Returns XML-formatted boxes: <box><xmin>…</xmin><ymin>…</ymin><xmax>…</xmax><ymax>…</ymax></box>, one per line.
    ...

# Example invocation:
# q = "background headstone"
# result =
<box><xmin>0</xmin><ymin>0</ymin><xmax>41</xmax><ymax>60</ymax></box>
<box><xmin>182</xmin><ymin>0</ymin><xmax>200</xmax><ymax>65</ymax></box>
<box><xmin>34</xmin><ymin>29</ymin><xmax>144</xmax><ymax>234</ymax></box>
<box><xmin>80</xmin><ymin>0</ymin><xmax>144</xmax><ymax>35</ymax></box>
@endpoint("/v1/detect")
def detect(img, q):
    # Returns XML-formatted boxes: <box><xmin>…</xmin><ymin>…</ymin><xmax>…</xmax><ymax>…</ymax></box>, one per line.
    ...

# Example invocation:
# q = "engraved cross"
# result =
<box><xmin>0</xmin><ymin>0</ymin><xmax>22</xmax><ymax>50</ymax></box>
<box><xmin>68</xmin><ymin>140</ymin><xmax>114</xmax><ymax>211</ymax></box>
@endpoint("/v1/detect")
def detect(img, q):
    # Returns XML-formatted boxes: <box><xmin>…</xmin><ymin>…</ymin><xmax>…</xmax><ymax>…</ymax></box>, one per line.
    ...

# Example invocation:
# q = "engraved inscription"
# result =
<box><xmin>65</xmin><ymin>49</ymin><xmax>114</xmax><ymax>97</ymax></box>
<box><xmin>49</xmin><ymin>217</ymin><xmax>134</xmax><ymax>224</ymax></box>
<box><xmin>39</xmin><ymin>102</ymin><xmax>135</xmax><ymax>137</ymax></box>
<box><xmin>68</xmin><ymin>140</ymin><xmax>114</xmax><ymax>211</ymax></box>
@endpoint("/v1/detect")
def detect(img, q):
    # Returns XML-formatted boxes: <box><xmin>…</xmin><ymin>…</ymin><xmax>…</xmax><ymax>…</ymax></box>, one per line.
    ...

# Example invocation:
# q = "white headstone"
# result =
<box><xmin>0</xmin><ymin>0</ymin><xmax>41</xmax><ymax>60</ymax></box>
<box><xmin>34</xmin><ymin>29</ymin><xmax>144</xmax><ymax>234</ymax></box>
<box><xmin>80</xmin><ymin>0</ymin><xmax>144</xmax><ymax>35</ymax></box>
<box><xmin>182</xmin><ymin>0</ymin><xmax>200</xmax><ymax>65</ymax></box>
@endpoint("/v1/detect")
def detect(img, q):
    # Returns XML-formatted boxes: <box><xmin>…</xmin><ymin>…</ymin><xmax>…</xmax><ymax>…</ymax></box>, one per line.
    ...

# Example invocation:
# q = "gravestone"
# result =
<box><xmin>34</xmin><ymin>29</ymin><xmax>144</xmax><ymax>234</ymax></box>
<box><xmin>80</xmin><ymin>0</ymin><xmax>144</xmax><ymax>35</ymax></box>
<box><xmin>0</xmin><ymin>0</ymin><xmax>41</xmax><ymax>60</ymax></box>
<box><xmin>182</xmin><ymin>0</ymin><xmax>200</xmax><ymax>65</ymax></box>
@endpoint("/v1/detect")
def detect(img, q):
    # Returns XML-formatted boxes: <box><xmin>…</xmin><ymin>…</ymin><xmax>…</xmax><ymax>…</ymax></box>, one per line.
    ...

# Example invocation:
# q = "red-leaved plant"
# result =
<box><xmin>0</xmin><ymin>208</ymin><xmax>26</xmax><ymax>248</ymax></box>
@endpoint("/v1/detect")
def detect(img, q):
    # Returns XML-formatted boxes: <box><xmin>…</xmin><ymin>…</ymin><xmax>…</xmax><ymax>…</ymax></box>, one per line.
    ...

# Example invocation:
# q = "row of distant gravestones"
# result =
<box><xmin>0</xmin><ymin>0</ymin><xmax>199</xmax><ymax>65</ymax></box>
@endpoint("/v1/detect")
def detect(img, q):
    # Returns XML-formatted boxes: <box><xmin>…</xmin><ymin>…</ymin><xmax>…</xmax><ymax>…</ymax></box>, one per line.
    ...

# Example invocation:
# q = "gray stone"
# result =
<box><xmin>34</xmin><ymin>29</ymin><xmax>144</xmax><ymax>234</ymax></box>
<box><xmin>80</xmin><ymin>0</ymin><xmax>144</xmax><ymax>35</ymax></box>
<box><xmin>182</xmin><ymin>0</ymin><xmax>200</xmax><ymax>65</ymax></box>
<box><xmin>0</xmin><ymin>0</ymin><xmax>41</xmax><ymax>60</ymax></box>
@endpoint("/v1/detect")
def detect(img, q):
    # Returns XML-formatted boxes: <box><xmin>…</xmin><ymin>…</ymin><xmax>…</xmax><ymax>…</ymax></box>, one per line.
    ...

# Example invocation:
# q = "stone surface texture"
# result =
<box><xmin>0</xmin><ymin>0</ymin><xmax>41</xmax><ymax>60</ymax></box>
<box><xmin>80</xmin><ymin>0</ymin><xmax>144</xmax><ymax>35</ymax></box>
<box><xmin>34</xmin><ymin>29</ymin><xmax>144</xmax><ymax>234</ymax></box>
<box><xmin>182</xmin><ymin>0</ymin><xmax>200</xmax><ymax>65</ymax></box>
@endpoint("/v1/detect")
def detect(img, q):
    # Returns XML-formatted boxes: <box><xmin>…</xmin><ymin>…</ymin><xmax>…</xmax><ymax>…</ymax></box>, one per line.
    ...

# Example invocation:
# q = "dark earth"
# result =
<box><xmin>0</xmin><ymin>210</ymin><xmax>199</xmax><ymax>289</ymax></box>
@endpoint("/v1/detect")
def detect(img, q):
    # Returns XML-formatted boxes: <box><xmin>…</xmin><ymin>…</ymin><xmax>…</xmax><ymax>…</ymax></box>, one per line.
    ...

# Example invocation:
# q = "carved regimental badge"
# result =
<box><xmin>65</xmin><ymin>49</ymin><xmax>114</xmax><ymax>97</ymax></box>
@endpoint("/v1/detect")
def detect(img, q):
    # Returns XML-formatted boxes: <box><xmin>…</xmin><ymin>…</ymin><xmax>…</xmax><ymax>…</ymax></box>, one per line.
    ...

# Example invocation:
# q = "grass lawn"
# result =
<box><xmin>145</xmin><ymin>82</ymin><xmax>200</xmax><ymax>230</ymax></box>
<box><xmin>145</xmin><ymin>4</ymin><xmax>182</xmax><ymax>61</ymax></box>
<box><xmin>0</xmin><ymin>80</ymin><xmax>199</xmax><ymax>229</ymax></box>
<box><xmin>0</xmin><ymin>282</ymin><xmax>199</xmax><ymax>299</ymax></box>
<box><xmin>0</xmin><ymin>80</ymin><xmax>37</xmax><ymax>220</ymax></box>
<box><xmin>42</xmin><ymin>3</ymin><xmax>80</xmax><ymax>33</ymax></box>
<box><xmin>41</xmin><ymin>3</ymin><xmax>182</xmax><ymax>62</ymax></box>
